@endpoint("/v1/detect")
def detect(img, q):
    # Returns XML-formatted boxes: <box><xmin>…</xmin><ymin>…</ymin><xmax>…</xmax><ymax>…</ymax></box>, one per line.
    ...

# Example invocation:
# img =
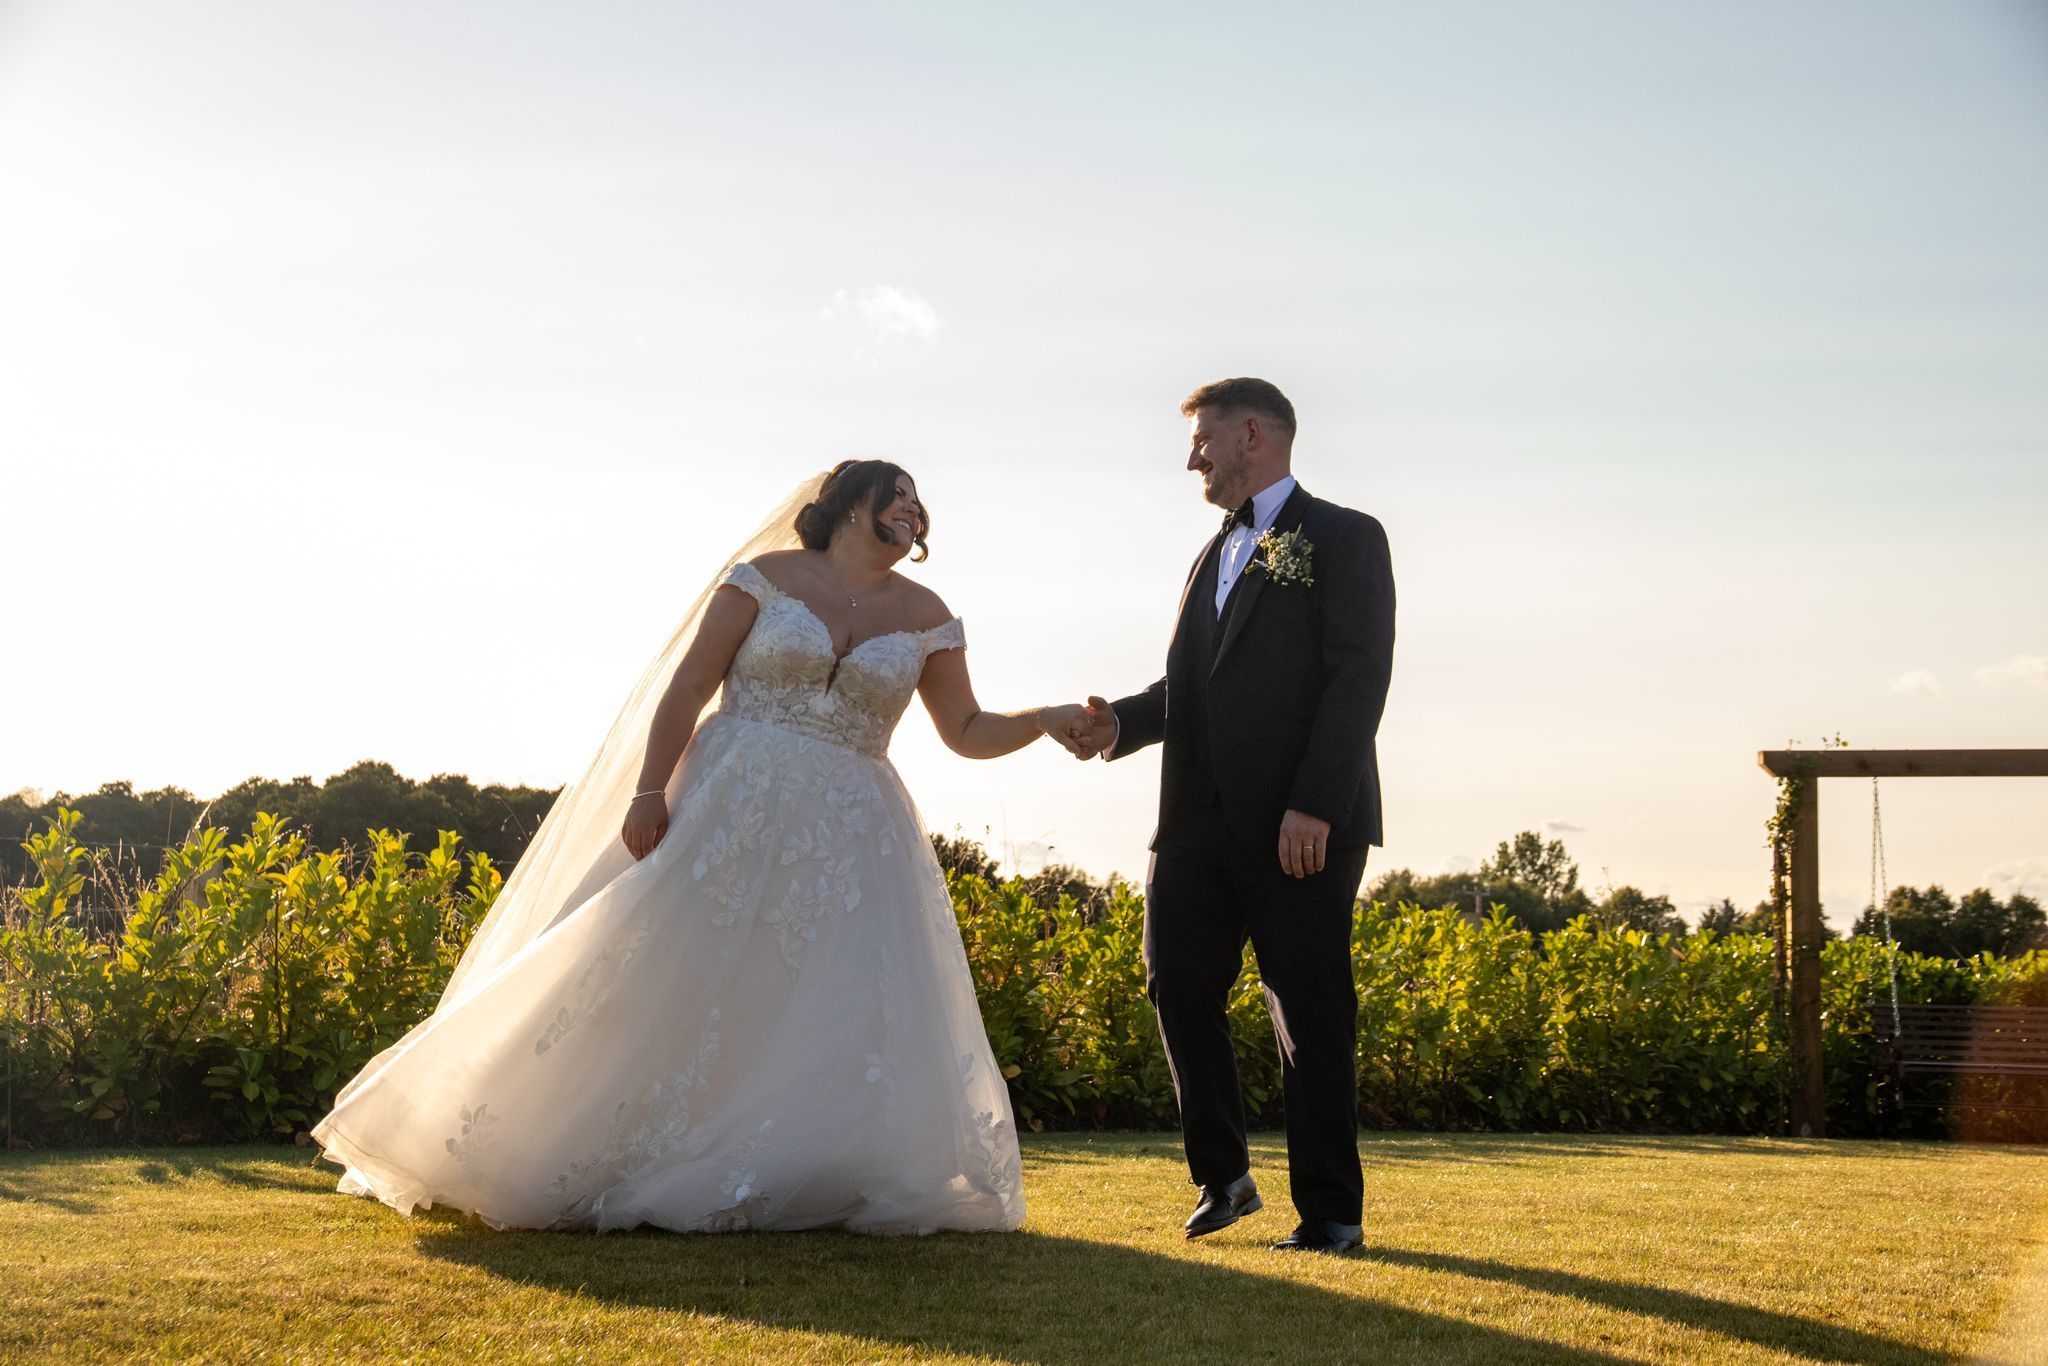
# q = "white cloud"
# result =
<box><xmin>1545</xmin><ymin>819</ymin><xmax>1587</xmax><ymax>834</ymax></box>
<box><xmin>1889</xmin><ymin>669</ymin><xmax>1943</xmax><ymax>698</ymax></box>
<box><xmin>1982</xmin><ymin>857</ymin><xmax>2048</xmax><ymax>903</ymax></box>
<box><xmin>822</xmin><ymin>286</ymin><xmax>943</xmax><ymax>346</ymax></box>
<box><xmin>1434</xmin><ymin>854</ymin><xmax>1477</xmax><ymax>875</ymax></box>
<box><xmin>1973</xmin><ymin>654</ymin><xmax>2048</xmax><ymax>689</ymax></box>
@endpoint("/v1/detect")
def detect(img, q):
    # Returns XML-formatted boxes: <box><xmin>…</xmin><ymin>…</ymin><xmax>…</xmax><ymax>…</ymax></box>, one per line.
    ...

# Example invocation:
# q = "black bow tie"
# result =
<box><xmin>1221</xmin><ymin>499</ymin><xmax>1255</xmax><ymax>534</ymax></box>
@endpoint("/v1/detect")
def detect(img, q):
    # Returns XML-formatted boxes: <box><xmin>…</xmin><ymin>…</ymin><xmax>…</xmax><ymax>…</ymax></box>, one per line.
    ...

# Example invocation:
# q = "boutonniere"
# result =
<box><xmin>1250</xmin><ymin>527</ymin><xmax>1316</xmax><ymax>586</ymax></box>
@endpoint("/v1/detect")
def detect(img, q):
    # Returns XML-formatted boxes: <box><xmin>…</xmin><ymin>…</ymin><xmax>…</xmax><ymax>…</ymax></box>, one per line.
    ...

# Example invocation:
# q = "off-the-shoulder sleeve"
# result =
<box><xmin>717</xmin><ymin>561</ymin><xmax>777</xmax><ymax>605</ymax></box>
<box><xmin>922</xmin><ymin>618</ymin><xmax>966</xmax><ymax>654</ymax></box>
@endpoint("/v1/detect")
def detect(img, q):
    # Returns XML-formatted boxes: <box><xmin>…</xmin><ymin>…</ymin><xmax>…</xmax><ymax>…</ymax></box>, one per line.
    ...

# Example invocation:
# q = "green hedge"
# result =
<box><xmin>2</xmin><ymin>811</ymin><xmax>498</xmax><ymax>1144</ymax></box>
<box><xmin>5</xmin><ymin>812</ymin><xmax>2044</xmax><ymax>1146</ymax></box>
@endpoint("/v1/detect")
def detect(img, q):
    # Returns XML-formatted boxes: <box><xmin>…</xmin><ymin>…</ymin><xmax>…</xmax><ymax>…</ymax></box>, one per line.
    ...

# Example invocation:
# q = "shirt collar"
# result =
<box><xmin>1247</xmin><ymin>475</ymin><xmax>1297</xmax><ymax>533</ymax></box>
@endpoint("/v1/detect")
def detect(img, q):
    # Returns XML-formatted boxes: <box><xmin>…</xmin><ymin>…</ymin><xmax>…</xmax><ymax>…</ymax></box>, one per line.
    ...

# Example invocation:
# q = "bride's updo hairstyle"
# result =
<box><xmin>794</xmin><ymin>458</ymin><xmax>931</xmax><ymax>562</ymax></box>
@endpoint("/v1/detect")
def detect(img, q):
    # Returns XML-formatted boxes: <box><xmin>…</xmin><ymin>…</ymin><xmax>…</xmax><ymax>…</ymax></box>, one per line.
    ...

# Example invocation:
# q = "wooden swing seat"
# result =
<box><xmin>1871</xmin><ymin>1003</ymin><xmax>2048</xmax><ymax>1115</ymax></box>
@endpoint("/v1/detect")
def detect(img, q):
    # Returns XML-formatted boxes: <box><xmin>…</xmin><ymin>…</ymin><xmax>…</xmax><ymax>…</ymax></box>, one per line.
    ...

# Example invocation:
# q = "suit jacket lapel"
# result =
<box><xmin>1173</xmin><ymin>532</ymin><xmax>1227</xmax><ymax>645</ymax></box>
<box><xmin>1212</xmin><ymin>483</ymin><xmax>1311</xmax><ymax>671</ymax></box>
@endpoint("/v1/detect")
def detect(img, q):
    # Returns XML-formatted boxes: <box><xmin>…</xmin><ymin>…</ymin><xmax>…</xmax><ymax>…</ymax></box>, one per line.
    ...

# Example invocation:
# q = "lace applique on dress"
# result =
<box><xmin>960</xmin><ymin>1053</ymin><xmax>1022</xmax><ymax>1203</ymax></box>
<box><xmin>444</xmin><ymin>1102</ymin><xmax>500</xmax><ymax>1163</ymax></box>
<box><xmin>693</xmin><ymin>1119</ymin><xmax>778</xmax><ymax>1232</ymax></box>
<box><xmin>534</xmin><ymin>909</ymin><xmax>659</xmax><ymax>1056</ymax></box>
<box><xmin>545</xmin><ymin>1010</ymin><xmax>723</xmax><ymax>1213</ymax></box>
<box><xmin>712</xmin><ymin>561</ymin><xmax>965</xmax><ymax>760</ymax></box>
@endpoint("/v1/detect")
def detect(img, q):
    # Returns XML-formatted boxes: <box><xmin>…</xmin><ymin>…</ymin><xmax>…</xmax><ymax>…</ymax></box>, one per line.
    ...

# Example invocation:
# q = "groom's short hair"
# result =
<box><xmin>1181</xmin><ymin>378</ymin><xmax>1296</xmax><ymax>439</ymax></box>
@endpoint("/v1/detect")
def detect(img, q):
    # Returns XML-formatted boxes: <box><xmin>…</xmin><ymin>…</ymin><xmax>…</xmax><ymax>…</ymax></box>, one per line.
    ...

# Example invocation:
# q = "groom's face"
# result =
<box><xmin>1186</xmin><ymin>407</ymin><xmax>1251</xmax><ymax>508</ymax></box>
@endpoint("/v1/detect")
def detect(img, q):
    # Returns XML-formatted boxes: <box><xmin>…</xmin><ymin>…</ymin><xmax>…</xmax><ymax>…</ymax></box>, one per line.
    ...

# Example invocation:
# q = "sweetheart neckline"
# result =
<box><xmin>748</xmin><ymin>573</ymin><xmax>948</xmax><ymax>666</ymax></box>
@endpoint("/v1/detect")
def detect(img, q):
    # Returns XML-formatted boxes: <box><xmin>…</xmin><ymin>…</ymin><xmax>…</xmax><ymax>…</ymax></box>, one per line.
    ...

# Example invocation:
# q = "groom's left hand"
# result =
<box><xmin>1277</xmin><ymin>809</ymin><xmax>1331</xmax><ymax>878</ymax></box>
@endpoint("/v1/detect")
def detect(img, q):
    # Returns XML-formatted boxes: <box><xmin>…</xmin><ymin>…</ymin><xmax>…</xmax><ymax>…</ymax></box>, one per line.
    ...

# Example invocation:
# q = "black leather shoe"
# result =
<box><xmin>1271</xmin><ymin>1220</ymin><xmax>1363</xmax><ymax>1254</ymax></box>
<box><xmin>1184</xmin><ymin>1173</ymin><xmax>1262</xmax><ymax>1239</ymax></box>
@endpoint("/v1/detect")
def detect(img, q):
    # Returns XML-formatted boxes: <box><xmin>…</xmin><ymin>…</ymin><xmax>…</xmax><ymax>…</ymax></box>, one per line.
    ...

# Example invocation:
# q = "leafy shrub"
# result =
<box><xmin>7</xmin><ymin>812</ymin><xmax>2045</xmax><ymax>1146</ymax></box>
<box><xmin>3</xmin><ymin>810</ymin><xmax>499</xmax><ymax>1145</ymax></box>
<box><xmin>1354</xmin><ymin>905</ymin><xmax>1544</xmax><ymax>1129</ymax></box>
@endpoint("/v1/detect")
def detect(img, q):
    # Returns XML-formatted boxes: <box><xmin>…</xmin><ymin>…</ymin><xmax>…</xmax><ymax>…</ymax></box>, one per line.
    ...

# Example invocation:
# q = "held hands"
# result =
<box><xmin>621</xmin><ymin>792</ymin><xmax>669</xmax><ymax>861</ymax></box>
<box><xmin>1035</xmin><ymin>697</ymin><xmax>1118</xmax><ymax>760</ymax></box>
<box><xmin>1078</xmin><ymin>697</ymin><xmax>1118</xmax><ymax>760</ymax></box>
<box><xmin>1278</xmin><ymin>808</ymin><xmax>1331</xmax><ymax>879</ymax></box>
<box><xmin>1040</xmin><ymin>700</ymin><xmax>1122</xmax><ymax>765</ymax></box>
<box><xmin>1034</xmin><ymin>703</ymin><xmax>1099</xmax><ymax>758</ymax></box>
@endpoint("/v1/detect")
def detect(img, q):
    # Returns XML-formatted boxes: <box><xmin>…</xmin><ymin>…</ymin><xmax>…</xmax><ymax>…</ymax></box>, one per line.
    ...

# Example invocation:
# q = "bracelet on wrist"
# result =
<box><xmin>632</xmin><ymin>790</ymin><xmax>664</xmax><ymax>801</ymax></box>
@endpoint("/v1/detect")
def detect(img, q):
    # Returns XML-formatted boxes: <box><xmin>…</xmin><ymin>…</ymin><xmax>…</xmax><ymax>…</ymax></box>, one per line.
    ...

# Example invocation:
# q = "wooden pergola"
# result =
<box><xmin>1754</xmin><ymin>748</ymin><xmax>2048</xmax><ymax>1137</ymax></box>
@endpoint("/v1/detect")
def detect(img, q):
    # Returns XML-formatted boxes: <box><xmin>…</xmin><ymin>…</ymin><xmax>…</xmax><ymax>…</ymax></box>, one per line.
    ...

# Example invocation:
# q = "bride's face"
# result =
<box><xmin>873</xmin><ymin>476</ymin><xmax>926</xmax><ymax>554</ymax></box>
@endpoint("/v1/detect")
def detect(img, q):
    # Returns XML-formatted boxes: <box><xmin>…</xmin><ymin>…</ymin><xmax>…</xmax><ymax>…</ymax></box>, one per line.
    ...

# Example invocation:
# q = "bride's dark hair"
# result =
<box><xmin>794</xmin><ymin>459</ymin><xmax>930</xmax><ymax>562</ymax></box>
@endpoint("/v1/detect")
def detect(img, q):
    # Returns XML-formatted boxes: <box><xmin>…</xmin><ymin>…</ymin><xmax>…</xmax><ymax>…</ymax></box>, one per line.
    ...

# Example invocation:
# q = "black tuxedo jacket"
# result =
<box><xmin>1108</xmin><ymin>483</ymin><xmax>1395</xmax><ymax>853</ymax></box>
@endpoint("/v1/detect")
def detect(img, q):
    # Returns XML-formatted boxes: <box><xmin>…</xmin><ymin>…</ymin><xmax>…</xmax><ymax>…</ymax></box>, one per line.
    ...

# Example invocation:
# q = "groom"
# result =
<box><xmin>1073</xmin><ymin>378</ymin><xmax>1394</xmax><ymax>1254</ymax></box>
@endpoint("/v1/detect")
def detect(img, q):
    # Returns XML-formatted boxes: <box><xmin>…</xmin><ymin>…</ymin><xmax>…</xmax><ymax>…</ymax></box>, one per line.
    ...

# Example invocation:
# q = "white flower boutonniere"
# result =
<box><xmin>1251</xmin><ymin>527</ymin><xmax>1316</xmax><ymax>586</ymax></box>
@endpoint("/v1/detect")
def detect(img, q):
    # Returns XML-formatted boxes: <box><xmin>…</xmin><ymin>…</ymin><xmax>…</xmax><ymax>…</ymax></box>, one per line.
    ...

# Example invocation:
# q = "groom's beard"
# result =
<box><xmin>1202</xmin><ymin>461</ymin><xmax>1251</xmax><ymax>509</ymax></box>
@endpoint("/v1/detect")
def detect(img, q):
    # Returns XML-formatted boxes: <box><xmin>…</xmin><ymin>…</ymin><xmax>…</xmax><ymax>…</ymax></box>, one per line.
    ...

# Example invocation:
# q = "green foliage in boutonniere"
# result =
<box><xmin>1250</xmin><ymin>527</ymin><xmax>1316</xmax><ymax>586</ymax></box>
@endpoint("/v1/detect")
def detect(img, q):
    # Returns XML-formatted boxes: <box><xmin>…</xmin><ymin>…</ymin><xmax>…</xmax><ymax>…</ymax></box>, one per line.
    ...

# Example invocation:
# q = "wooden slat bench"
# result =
<box><xmin>1870</xmin><ymin>1003</ymin><xmax>2048</xmax><ymax>1124</ymax></box>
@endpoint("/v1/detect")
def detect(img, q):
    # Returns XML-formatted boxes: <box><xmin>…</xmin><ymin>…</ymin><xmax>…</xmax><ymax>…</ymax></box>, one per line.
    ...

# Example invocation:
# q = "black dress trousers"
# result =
<box><xmin>1143</xmin><ymin>843</ymin><xmax>1369</xmax><ymax>1225</ymax></box>
<box><xmin>1140</xmin><ymin>548</ymin><xmax>1368</xmax><ymax>1225</ymax></box>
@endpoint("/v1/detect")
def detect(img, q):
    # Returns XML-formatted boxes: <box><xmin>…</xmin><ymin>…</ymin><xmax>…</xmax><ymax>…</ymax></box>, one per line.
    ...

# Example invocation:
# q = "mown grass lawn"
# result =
<box><xmin>4</xmin><ymin>1132</ymin><xmax>2046</xmax><ymax>1363</ymax></box>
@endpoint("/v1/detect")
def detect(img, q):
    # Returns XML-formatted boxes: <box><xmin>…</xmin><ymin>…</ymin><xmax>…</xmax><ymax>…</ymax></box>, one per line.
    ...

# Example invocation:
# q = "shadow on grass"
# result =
<box><xmin>418</xmin><ymin>1222</ymin><xmax>1656</xmax><ymax>1365</ymax></box>
<box><xmin>1365</xmin><ymin>1246</ymin><xmax>1939</xmax><ymax>1366</ymax></box>
<box><xmin>0</xmin><ymin>1174</ymin><xmax>99</xmax><ymax>1215</ymax></box>
<box><xmin>0</xmin><ymin>1147</ymin><xmax>324</xmax><ymax>1211</ymax></box>
<box><xmin>131</xmin><ymin>1153</ymin><xmax>325</xmax><ymax>1193</ymax></box>
<box><xmin>418</xmin><ymin>1215</ymin><xmax>1950</xmax><ymax>1365</ymax></box>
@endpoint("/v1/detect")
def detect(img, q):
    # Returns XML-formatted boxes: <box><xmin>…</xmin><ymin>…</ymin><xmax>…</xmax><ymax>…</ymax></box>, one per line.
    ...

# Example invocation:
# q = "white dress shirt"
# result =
<box><xmin>1214</xmin><ymin>475</ymin><xmax>1298</xmax><ymax>614</ymax></box>
<box><xmin>1102</xmin><ymin>474</ymin><xmax>1298</xmax><ymax>760</ymax></box>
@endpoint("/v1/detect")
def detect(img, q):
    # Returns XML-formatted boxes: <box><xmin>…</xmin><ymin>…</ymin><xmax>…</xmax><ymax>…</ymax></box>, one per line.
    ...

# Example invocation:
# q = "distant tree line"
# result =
<box><xmin>1367</xmin><ymin>830</ymin><xmax>2045</xmax><ymax>960</ymax></box>
<box><xmin>1368</xmin><ymin>831</ymin><xmax>1697</xmax><ymax>938</ymax></box>
<box><xmin>1849</xmin><ymin>885</ymin><xmax>2046</xmax><ymax>960</ymax></box>
<box><xmin>928</xmin><ymin>831</ymin><xmax>1129</xmax><ymax>920</ymax></box>
<box><xmin>0</xmin><ymin>762</ymin><xmax>559</xmax><ymax>893</ymax></box>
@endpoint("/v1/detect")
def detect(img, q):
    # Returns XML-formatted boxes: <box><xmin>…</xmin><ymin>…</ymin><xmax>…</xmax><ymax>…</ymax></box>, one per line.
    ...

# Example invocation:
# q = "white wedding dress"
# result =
<box><xmin>310</xmin><ymin>561</ymin><xmax>1025</xmax><ymax>1234</ymax></box>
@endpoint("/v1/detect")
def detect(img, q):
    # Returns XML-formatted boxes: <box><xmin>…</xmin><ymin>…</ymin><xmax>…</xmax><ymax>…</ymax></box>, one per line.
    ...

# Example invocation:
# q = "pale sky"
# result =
<box><xmin>2</xmin><ymin>1</ymin><xmax>2044</xmax><ymax>927</ymax></box>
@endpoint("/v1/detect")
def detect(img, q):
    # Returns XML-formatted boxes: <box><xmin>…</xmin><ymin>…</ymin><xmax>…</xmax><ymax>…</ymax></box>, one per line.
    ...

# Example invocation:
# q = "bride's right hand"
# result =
<box><xmin>1033</xmin><ymin>703</ymin><xmax>1092</xmax><ymax>756</ymax></box>
<box><xmin>621</xmin><ymin>792</ymin><xmax>669</xmax><ymax>861</ymax></box>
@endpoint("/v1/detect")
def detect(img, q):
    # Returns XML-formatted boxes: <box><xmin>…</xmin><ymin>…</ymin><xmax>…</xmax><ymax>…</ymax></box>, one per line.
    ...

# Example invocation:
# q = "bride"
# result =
<box><xmin>310</xmin><ymin>461</ymin><xmax>1089</xmax><ymax>1234</ymax></box>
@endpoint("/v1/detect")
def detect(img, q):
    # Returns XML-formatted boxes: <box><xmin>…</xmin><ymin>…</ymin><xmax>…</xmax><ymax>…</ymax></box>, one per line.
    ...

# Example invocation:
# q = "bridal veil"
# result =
<box><xmin>331</xmin><ymin>472</ymin><xmax>826</xmax><ymax>1108</ymax></box>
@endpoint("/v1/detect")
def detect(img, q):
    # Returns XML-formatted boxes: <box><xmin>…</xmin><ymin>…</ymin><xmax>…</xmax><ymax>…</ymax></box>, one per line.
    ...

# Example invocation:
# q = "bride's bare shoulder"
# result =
<box><xmin>892</xmin><ymin>577</ymin><xmax>955</xmax><ymax>633</ymax></box>
<box><xmin>745</xmin><ymin>548</ymin><xmax>813</xmax><ymax>592</ymax></box>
